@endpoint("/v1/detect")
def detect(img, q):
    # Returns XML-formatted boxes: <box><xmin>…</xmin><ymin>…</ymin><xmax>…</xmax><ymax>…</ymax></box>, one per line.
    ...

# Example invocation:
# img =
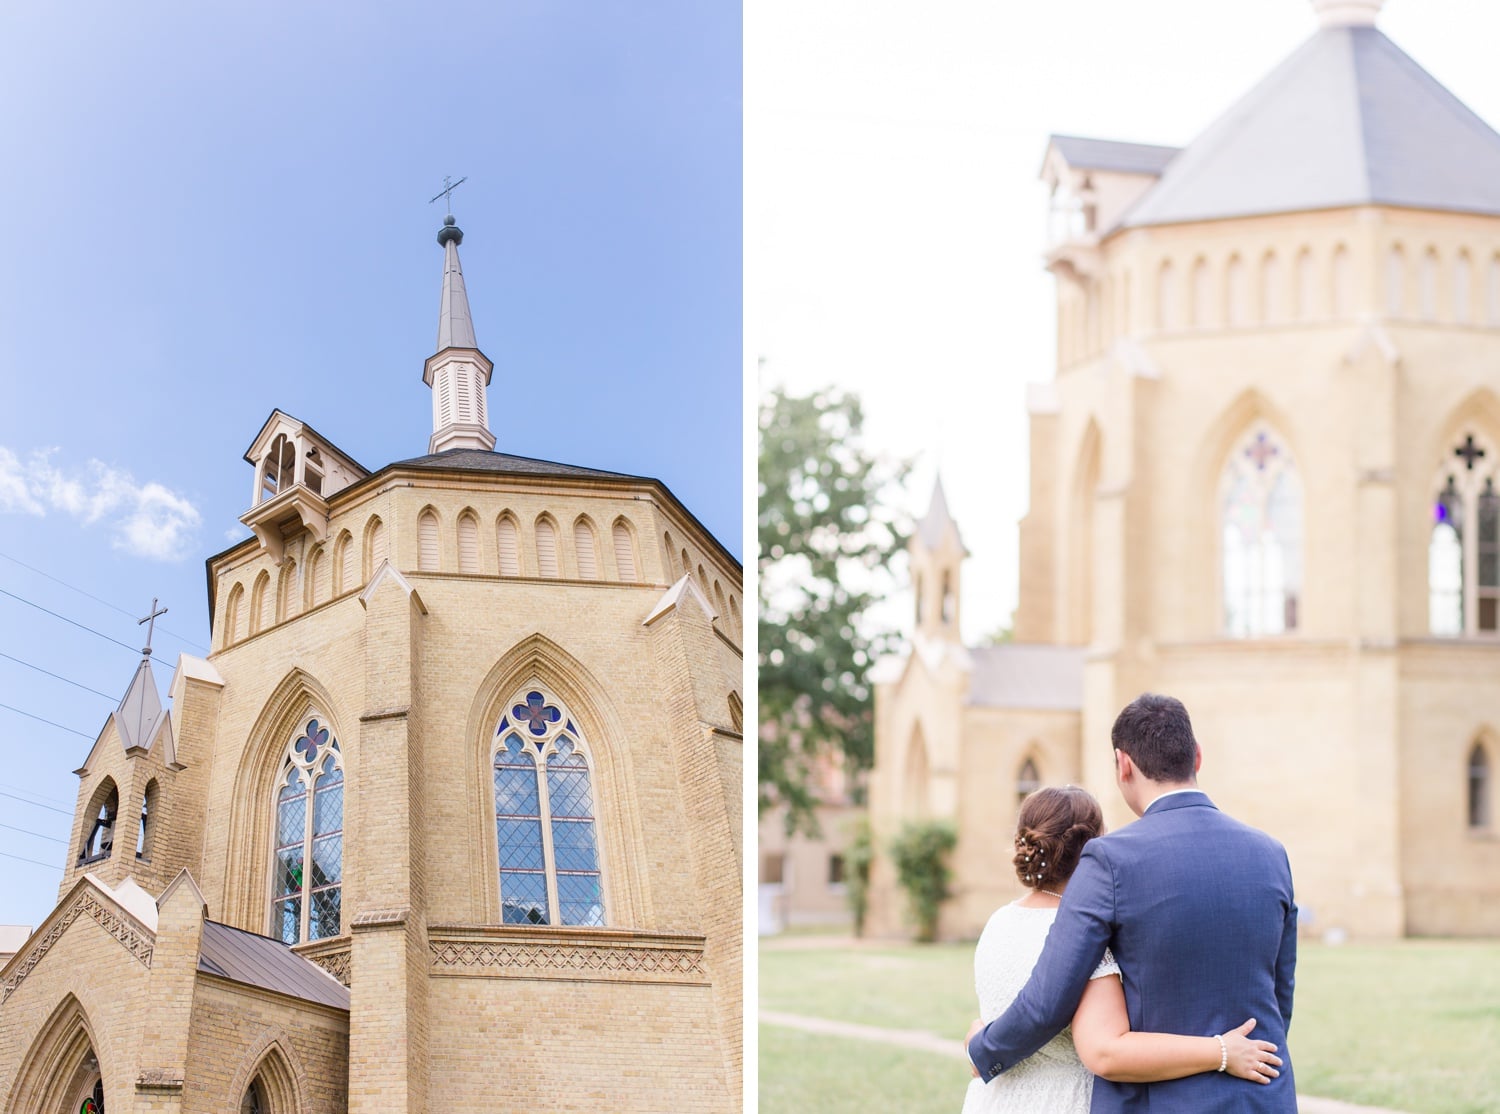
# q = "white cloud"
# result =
<box><xmin>0</xmin><ymin>447</ymin><xmax>202</xmax><ymax>561</ymax></box>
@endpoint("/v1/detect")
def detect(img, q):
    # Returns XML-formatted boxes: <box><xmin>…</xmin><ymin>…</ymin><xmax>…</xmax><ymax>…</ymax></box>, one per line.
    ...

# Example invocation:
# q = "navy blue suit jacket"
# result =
<box><xmin>967</xmin><ymin>791</ymin><xmax>1297</xmax><ymax>1112</ymax></box>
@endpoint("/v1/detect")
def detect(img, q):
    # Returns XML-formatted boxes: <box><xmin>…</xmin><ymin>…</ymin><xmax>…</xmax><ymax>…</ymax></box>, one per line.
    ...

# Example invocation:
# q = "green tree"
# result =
<box><xmin>889</xmin><ymin>820</ymin><xmax>957</xmax><ymax>943</ymax></box>
<box><xmin>758</xmin><ymin>386</ymin><xmax>908</xmax><ymax>835</ymax></box>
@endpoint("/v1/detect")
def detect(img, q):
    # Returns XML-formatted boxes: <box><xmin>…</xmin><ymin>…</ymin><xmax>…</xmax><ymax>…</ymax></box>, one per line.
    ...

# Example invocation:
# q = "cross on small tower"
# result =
<box><xmin>429</xmin><ymin>175</ymin><xmax>468</xmax><ymax>215</ymax></box>
<box><xmin>138</xmin><ymin>598</ymin><xmax>168</xmax><ymax>657</ymax></box>
<box><xmin>1455</xmin><ymin>434</ymin><xmax>1487</xmax><ymax>471</ymax></box>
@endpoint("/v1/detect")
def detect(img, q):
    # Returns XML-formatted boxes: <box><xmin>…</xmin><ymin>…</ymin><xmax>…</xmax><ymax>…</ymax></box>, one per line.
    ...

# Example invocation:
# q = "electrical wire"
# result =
<box><xmin>0</xmin><ymin>789</ymin><xmax>73</xmax><ymax>816</ymax></box>
<box><xmin>0</xmin><ymin>586</ymin><xmax>175</xmax><ymax>672</ymax></box>
<box><xmin>0</xmin><ymin>702</ymin><xmax>94</xmax><ymax>740</ymax></box>
<box><xmin>0</xmin><ymin>781</ymin><xmax>73</xmax><ymax>808</ymax></box>
<box><xmin>0</xmin><ymin>650</ymin><xmax>116</xmax><ymax>701</ymax></box>
<box><xmin>0</xmin><ymin>848</ymin><xmax>61</xmax><ymax>870</ymax></box>
<box><xmin>0</xmin><ymin>547</ymin><xmax>208</xmax><ymax>651</ymax></box>
<box><xmin>0</xmin><ymin>820</ymin><xmax>65</xmax><ymax>844</ymax></box>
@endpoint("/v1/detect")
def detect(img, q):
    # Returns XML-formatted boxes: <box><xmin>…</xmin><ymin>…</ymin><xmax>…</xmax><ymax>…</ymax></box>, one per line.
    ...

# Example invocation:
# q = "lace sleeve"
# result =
<box><xmin>1089</xmin><ymin>947</ymin><xmax>1120</xmax><ymax>981</ymax></box>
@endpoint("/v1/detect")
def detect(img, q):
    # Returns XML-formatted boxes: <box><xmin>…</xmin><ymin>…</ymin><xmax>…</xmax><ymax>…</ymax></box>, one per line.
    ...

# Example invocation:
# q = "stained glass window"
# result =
<box><xmin>81</xmin><ymin>1078</ymin><xmax>104</xmax><ymax>1113</ymax></box>
<box><xmin>1471</xmin><ymin>744</ymin><xmax>1492</xmax><ymax>831</ymax></box>
<box><xmin>240</xmin><ymin>1078</ymin><xmax>262</xmax><ymax>1114</ymax></box>
<box><xmin>272</xmin><ymin>717</ymin><xmax>343</xmax><ymax>944</ymax></box>
<box><xmin>1430</xmin><ymin>434</ymin><xmax>1500</xmax><ymax>636</ymax></box>
<box><xmin>494</xmin><ymin>687</ymin><xmax>605</xmax><ymax>927</ymax></box>
<box><xmin>1221</xmin><ymin>426</ymin><xmax>1303</xmax><ymax>637</ymax></box>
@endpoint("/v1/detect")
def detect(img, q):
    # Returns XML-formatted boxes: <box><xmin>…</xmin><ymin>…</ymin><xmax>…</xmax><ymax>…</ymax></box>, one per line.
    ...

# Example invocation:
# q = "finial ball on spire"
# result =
<box><xmin>437</xmin><ymin>217</ymin><xmax>464</xmax><ymax>247</ymax></box>
<box><xmin>444</xmin><ymin>214</ymin><xmax>456</xmax><ymax>226</ymax></box>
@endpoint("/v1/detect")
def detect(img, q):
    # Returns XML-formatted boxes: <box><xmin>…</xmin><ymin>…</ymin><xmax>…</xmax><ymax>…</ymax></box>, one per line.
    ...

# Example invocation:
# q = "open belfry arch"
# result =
<box><xmin>869</xmin><ymin>0</ymin><xmax>1500</xmax><ymax>943</ymax></box>
<box><xmin>0</xmin><ymin>206</ymin><xmax>742</xmax><ymax>1111</ymax></box>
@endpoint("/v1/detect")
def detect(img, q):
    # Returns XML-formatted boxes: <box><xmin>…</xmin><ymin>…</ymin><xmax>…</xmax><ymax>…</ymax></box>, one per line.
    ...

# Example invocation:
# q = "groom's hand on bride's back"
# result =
<box><xmin>964</xmin><ymin>1018</ymin><xmax>985</xmax><ymax>1077</ymax></box>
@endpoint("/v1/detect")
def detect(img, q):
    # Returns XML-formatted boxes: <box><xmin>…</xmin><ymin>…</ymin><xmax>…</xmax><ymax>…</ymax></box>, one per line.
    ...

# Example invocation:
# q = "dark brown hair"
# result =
<box><xmin>1013</xmin><ymin>785</ymin><xmax>1104</xmax><ymax>890</ymax></box>
<box><xmin>1111</xmin><ymin>693</ymin><xmax>1198</xmax><ymax>782</ymax></box>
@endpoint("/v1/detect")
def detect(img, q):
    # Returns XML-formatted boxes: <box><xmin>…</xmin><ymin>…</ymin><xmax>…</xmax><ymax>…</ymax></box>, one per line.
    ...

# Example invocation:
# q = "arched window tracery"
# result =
<box><xmin>493</xmin><ymin>686</ymin><xmax>605</xmax><ymax>927</ymax></box>
<box><xmin>272</xmin><ymin>717</ymin><xmax>343</xmax><ymax>944</ymax></box>
<box><xmin>1430</xmin><ymin>432</ymin><xmax>1500</xmax><ymax>635</ymax></box>
<box><xmin>1220</xmin><ymin>425</ymin><xmax>1303</xmax><ymax>637</ymax></box>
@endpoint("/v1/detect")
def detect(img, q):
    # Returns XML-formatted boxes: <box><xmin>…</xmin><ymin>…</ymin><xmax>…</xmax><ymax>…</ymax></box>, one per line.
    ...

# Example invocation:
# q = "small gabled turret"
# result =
<box><xmin>910</xmin><ymin>476</ymin><xmax>969</xmax><ymax>643</ymax></box>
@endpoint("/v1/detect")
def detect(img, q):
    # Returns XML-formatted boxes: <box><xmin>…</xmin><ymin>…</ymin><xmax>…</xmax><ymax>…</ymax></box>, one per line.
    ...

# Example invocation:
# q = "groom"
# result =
<box><xmin>966</xmin><ymin>693</ymin><xmax>1298</xmax><ymax>1111</ymax></box>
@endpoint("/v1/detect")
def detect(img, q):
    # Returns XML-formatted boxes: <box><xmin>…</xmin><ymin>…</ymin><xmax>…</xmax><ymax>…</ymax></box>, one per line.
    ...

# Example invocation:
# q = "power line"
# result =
<box><xmin>0</xmin><ymin>651</ymin><xmax>117</xmax><ymax>701</ymax></box>
<box><xmin>0</xmin><ymin>847</ymin><xmax>61</xmax><ymax>870</ymax></box>
<box><xmin>0</xmin><ymin>780</ymin><xmax>73</xmax><ymax>808</ymax></box>
<box><xmin>0</xmin><ymin>702</ymin><xmax>93</xmax><ymax>740</ymax></box>
<box><xmin>0</xmin><ymin>820</ymin><xmax>65</xmax><ymax>844</ymax></box>
<box><xmin>0</xmin><ymin>586</ymin><xmax>175</xmax><ymax>672</ymax></box>
<box><xmin>0</xmin><ymin>789</ymin><xmax>73</xmax><ymax>816</ymax></box>
<box><xmin>0</xmin><ymin>547</ymin><xmax>208</xmax><ymax>652</ymax></box>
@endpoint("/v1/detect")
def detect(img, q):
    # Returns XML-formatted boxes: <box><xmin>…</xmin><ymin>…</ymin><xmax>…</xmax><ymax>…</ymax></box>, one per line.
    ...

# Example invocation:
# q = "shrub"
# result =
<box><xmin>844</xmin><ymin>815</ymin><xmax>874</xmax><ymax>937</ymax></box>
<box><xmin>889</xmin><ymin>820</ymin><xmax>956</xmax><ymax>943</ymax></box>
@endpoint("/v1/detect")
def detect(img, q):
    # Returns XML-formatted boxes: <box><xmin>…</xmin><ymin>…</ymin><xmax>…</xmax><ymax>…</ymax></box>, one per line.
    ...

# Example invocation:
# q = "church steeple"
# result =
<box><xmin>910</xmin><ymin>476</ymin><xmax>968</xmax><ymax>643</ymax></box>
<box><xmin>423</xmin><ymin>213</ymin><xmax>496</xmax><ymax>454</ymax></box>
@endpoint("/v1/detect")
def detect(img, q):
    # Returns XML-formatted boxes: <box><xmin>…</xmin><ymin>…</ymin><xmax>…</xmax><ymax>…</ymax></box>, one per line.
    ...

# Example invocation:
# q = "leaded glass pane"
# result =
<box><xmin>310</xmin><ymin>885</ymin><xmax>341</xmax><ymax>940</ymax></box>
<box><xmin>1430</xmin><ymin>520</ymin><xmax>1464</xmax><ymax>635</ymax></box>
<box><xmin>314</xmin><ymin>782</ymin><xmax>343</xmax><ymax>835</ymax></box>
<box><xmin>275</xmin><ymin>846</ymin><xmax>304</xmax><ymax>897</ymax></box>
<box><xmin>497</xmin><ymin>817</ymin><xmax>546</xmax><ymax>871</ymax></box>
<box><xmin>275</xmin><ymin>895</ymin><xmax>301</xmax><ymax>945</ymax></box>
<box><xmin>552</xmin><ymin>818</ymin><xmax>601</xmax><ymax>873</ymax></box>
<box><xmin>1221</xmin><ymin>429</ymin><xmax>1301</xmax><ymax>636</ymax></box>
<box><xmin>557</xmin><ymin>873</ymin><xmax>605</xmax><ymax>927</ymax></box>
<box><xmin>311</xmin><ymin>834</ymin><xmax>343</xmax><ymax>886</ymax></box>
<box><xmin>547</xmin><ymin>746</ymin><xmax>595</xmax><ymax>819</ymax></box>
<box><xmin>500</xmin><ymin>871</ymin><xmax>549</xmax><ymax>924</ymax></box>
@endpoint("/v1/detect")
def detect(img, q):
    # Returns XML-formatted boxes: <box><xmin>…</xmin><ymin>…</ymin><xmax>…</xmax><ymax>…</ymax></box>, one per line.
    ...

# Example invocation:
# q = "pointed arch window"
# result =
<box><xmin>260</xmin><ymin>434</ymin><xmax>296</xmax><ymax>503</ymax></box>
<box><xmin>1470</xmin><ymin>743</ymin><xmax>1492</xmax><ymax>830</ymax></box>
<box><xmin>458</xmin><ymin>512</ymin><xmax>480</xmax><ymax>573</ymax></box>
<box><xmin>574</xmin><ymin>519</ymin><xmax>599</xmax><ymax>579</ymax></box>
<box><xmin>611</xmin><ymin>521</ymin><xmax>638</xmax><ymax>581</ymax></box>
<box><xmin>80</xmin><ymin>781</ymin><xmax>119</xmax><ymax>864</ymax></box>
<box><xmin>1016</xmin><ymin>758</ymin><xmax>1041</xmax><ymax>809</ymax></box>
<box><xmin>272</xmin><ymin>718</ymin><xmax>343</xmax><ymax>944</ymax></box>
<box><xmin>241</xmin><ymin>1078</ymin><xmax>264</xmax><ymax>1114</ymax></box>
<box><xmin>1221</xmin><ymin>426</ymin><xmax>1303</xmax><ymax>637</ymax></box>
<box><xmin>82</xmin><ymin>1078</ymin><xmax>104</xmax><ymax>1113</ymax></box>
<box><xmin>1430</xmin><ymin>434</ymin><xmax>1500</xmax><ymax>635</ymax></box>
<box><xmin>497</xmin><ymin>516</ymin><xmax>521</xmax><ymax>576</ymax></box>
<box><xmin>418</xmin><ymin>510</ymin><xmax>440</xmax><ymax>571</ymax></box>
<box><xmin>136</xmin><ymin>780</ymin><xmax>157</xmax><ymax>860</ymax></box>
<box><xmin>493</xmin><ymin>687</ymin><xmax>605</xmax><ymax>927</ymax></box>
<box><xmin>535</xmin><ymin>518</ymin><xmax>560</xmax><ymax>578</ymax></box>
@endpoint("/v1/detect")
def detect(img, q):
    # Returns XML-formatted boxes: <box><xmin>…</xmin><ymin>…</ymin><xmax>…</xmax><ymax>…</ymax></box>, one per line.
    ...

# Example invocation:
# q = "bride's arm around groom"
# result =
<box><xmin>966</xmin><ymin>694</ymin><xmax>1299</xmax><ymax>1113</ymax></box>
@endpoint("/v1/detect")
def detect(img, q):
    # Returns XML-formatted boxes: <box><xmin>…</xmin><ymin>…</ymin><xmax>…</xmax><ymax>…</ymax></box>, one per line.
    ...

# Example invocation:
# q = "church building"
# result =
<box><xmin>0</xmin><ymin>212</ymin><xmax>743</xmax><ymax>1112</ymax></box>
<box><xmin>868</xmin><ymin>0</ymin><xmax>1500</xmax><ymax>942</ymax></box>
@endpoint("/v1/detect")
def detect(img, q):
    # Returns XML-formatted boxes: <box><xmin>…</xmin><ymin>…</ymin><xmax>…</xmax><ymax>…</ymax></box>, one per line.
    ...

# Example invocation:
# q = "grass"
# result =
<box><xmin>759</xmin><ymin>937</ymin><xmax>1500</xmax><ymax>1114</ymax></box>
<box><xmin>759</xmin><ymin>1024</ymin><xmax>970</xmax><ymax>1114</ymax></box>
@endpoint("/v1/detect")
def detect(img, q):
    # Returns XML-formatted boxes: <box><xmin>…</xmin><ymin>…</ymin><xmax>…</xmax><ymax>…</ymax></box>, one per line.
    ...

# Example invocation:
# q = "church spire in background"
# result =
<box><xmin>423</xmin><ymin>185</ymin><xmax>496</xmax><ymax>454</ymax></box>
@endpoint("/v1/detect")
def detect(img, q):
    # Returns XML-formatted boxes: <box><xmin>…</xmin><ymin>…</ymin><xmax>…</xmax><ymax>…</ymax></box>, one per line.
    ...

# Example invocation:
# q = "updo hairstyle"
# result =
<box><xmin>1013</xmin><ymin>785</ymin><xmax>1104</xmax><ymax>891</ymax></box>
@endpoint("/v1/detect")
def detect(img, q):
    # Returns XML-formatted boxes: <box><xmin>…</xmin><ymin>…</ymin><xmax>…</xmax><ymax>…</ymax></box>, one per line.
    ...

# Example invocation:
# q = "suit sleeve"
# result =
<box><xmin>1275</xmin><ymin>852</ymin><xmax>1297</xmax><ymax>1031</ymax></box>
<box><xmin>966</xmin><ymin>843</ymin><xmax>1114</xmax><ymax>1083</ymax></box>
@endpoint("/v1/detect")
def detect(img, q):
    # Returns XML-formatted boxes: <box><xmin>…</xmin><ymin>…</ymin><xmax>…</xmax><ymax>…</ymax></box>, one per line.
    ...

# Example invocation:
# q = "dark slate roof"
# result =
<box><xmin>389</xmin><ymin>448</ymin><xmax>649</xmax><ymax>483</ymax></box>
<box><xmin>1123</xmin><ymin>27</ymin><xmax>1500</xmax><ymax>228</ymax></box>
<box><xmin>966</xmin><ymin>645</ymin><xmax>1083</xmax><ymax>710</ymax></box>
<box><xmin>1048</xmin><ymin>135</ymin><xmax>1179</xmax><ymax>176</ymax></box>
<box><xmin>197</xmin><ymin>920</ymin><xmax>350</xmax><ymax>1011</ymax></box>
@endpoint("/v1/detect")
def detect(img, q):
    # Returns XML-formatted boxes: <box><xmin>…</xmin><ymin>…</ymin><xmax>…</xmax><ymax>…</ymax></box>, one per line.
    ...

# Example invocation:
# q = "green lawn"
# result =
<box><xmin>760</xmin><ymin>938</ymin><xmax>1500</xmax><ymax>1114</ymax></box>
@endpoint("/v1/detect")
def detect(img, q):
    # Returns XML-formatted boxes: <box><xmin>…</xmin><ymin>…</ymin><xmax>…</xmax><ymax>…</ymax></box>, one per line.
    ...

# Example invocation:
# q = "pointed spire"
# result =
<box><xmin>115</xmin><ymin>657</ymin><xmax>165</xmax><ymax>751</ymax></box>
<box><xmin>423</xmin><ymin>212</ymin><xmax>495</xmax><ymax>454</ymax></box>
<box><xmin>917</xmin><ymin>475</ymin><xmax>964</xmax><ymax>552</ymax></box>
<box><xmin>436</xmin><ymin>216</ymin><xmax>478</xmax><ymax>352</ymax></box>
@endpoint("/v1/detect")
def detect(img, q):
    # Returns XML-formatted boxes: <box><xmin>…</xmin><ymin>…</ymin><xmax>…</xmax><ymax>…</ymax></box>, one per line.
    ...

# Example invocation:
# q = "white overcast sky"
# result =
<box><xmin>747</xmin><ymin>0</ymin><xmax>1500</xmax><ymax>644</ymax></box>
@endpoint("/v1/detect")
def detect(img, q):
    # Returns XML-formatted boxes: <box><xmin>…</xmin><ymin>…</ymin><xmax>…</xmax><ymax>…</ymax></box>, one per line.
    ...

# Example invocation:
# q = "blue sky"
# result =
<box><xmin>0</xmin><ymin>2</ymin><xmax>740</xmax><ymax>931</ymax></box>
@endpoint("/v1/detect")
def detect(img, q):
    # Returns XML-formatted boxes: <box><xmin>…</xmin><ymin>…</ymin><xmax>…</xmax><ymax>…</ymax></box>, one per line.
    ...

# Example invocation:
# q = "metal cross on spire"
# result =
<box><xmin>138</xmin><ymin>598</ymin><xmax>168</xmax><ymax>657</ymax></box>
<box><xmin>429</xmin><ymin>175</ymin><xmax>468</xmax><ymax>215</ymax></box>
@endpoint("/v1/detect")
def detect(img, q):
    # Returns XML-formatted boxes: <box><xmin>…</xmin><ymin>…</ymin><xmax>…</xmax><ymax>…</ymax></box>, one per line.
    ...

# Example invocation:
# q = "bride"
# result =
<box><xmin>960</xmin><ymin>786</ymin><xmax>1281</xmax><ymax>1113</ymax></box>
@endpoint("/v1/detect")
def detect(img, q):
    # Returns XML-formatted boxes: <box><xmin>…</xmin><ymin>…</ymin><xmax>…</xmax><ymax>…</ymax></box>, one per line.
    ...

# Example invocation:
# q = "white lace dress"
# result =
<box><xmin>960</xmin><ymin>902</ymin><xmax>1120</xmax><ymax>1114</ymax></box>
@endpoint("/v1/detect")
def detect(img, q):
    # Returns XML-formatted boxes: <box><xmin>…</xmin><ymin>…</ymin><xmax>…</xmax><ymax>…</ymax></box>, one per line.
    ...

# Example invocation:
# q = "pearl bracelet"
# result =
<box><xmin>1214</xmin><ymin>1034</ymin><xmax>1227</xmax><ymax>1072</ymax></box>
